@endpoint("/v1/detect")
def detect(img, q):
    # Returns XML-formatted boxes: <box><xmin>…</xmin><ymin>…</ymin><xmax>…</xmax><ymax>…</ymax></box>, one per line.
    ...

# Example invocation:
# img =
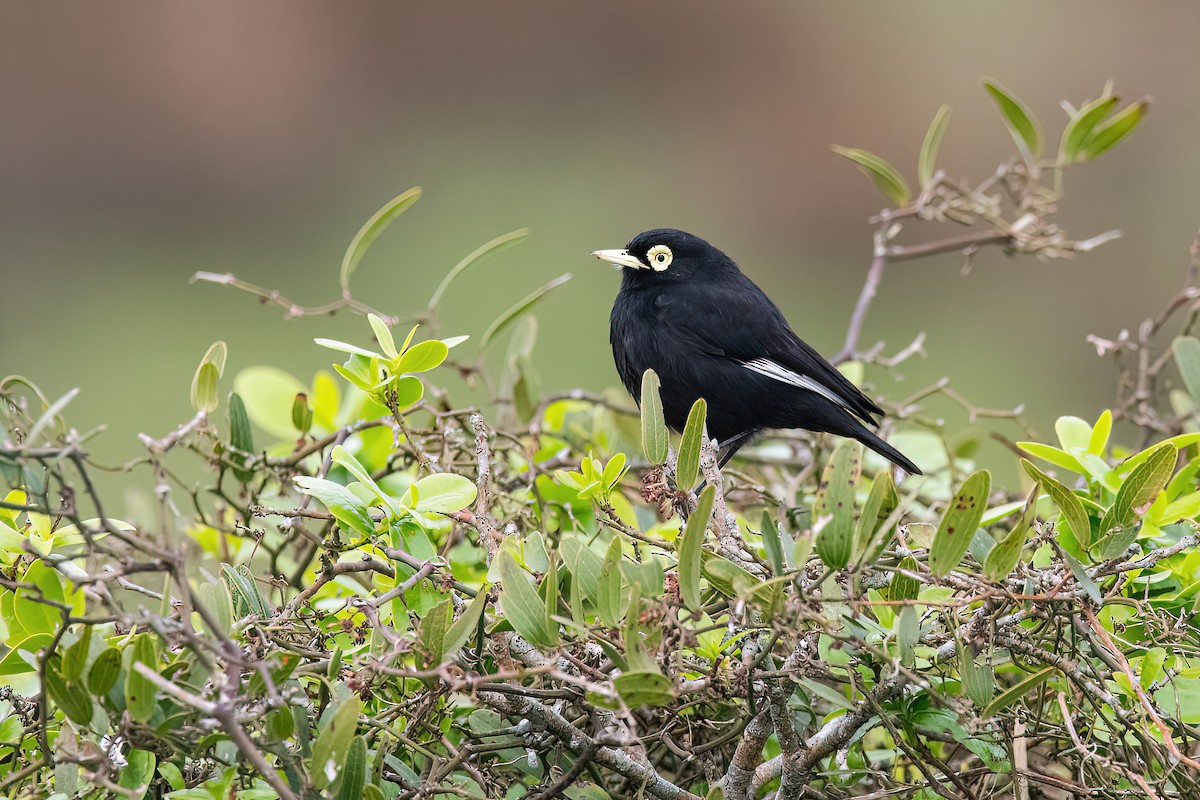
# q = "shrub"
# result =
<box><xmin>2</xmin><ymin>81</ymin><xmax>1196</xmax><ymax>800</ymax></box>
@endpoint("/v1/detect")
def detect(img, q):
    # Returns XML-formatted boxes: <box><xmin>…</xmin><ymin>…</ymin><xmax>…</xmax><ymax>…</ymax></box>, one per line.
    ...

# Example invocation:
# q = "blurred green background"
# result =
<box><xmin>3</xmin><ymin>2</ymin><xmax>1200</xmax><ymax>490</ymax></box>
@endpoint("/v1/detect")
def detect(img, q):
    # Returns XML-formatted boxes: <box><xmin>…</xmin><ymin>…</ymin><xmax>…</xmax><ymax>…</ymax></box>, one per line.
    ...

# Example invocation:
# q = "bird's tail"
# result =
<box><xmin>852</xmin><ymin>424</ymin><xmax>922</xmax><ymax>476</ymax></box>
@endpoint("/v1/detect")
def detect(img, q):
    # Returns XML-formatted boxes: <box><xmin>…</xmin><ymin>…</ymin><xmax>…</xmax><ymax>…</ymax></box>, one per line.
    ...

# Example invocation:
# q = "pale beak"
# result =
<box><xmin>592</xmin><ymin>249</ymin><xmax>646</xmax><ymax>270</ymax></box>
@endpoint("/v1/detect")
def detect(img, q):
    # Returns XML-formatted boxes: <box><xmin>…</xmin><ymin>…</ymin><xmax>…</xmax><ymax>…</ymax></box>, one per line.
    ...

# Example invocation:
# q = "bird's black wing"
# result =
<box><xmin>657</xmin><ymin>278</ymin><xmax>884</xmax><ymax>422</ymax></box>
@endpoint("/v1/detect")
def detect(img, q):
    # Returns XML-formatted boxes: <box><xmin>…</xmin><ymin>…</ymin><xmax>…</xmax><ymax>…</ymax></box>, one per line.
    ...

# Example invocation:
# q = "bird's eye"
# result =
<box><xmin>646</xmin><ymin>245</ymin><xmax>672</xmax><ymax>271</ymax></box>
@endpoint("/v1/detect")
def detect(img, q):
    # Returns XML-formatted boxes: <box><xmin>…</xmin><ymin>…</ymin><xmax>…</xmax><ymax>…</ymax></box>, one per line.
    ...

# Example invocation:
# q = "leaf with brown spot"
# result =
<box><xmin>930</xmin><ymin>470</ymin><xmax>991</xmax><ymax>577</ymax></box>
<box><xmin>814</xmin><ymin>441</ymin><xmax>862</xmax><ymax>570</ymax></box>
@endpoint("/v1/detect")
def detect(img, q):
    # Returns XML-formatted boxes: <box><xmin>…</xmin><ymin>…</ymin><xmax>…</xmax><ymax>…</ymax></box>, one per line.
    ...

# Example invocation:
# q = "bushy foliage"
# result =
<box><xmin>3</xmin><ymin>80</ymin><xmax>1198</xmax><ymax>800</ymax></box>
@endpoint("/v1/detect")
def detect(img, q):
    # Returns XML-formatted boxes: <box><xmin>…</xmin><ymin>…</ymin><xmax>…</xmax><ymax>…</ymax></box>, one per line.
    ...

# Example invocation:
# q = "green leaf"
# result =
<box><xmin>1055</xmin><ymin>416</ymin><xmax>1092</xmax><ymax>451</ymax></box>
<box><xmin>396</xmin><ymin>339</ymin><xmax>449</xmax><ymax>374</ymax></box>
<box><xmin>409</xmin><ymin>473</ymin><xmax>478</xmax><ymax>514</ymax></box>
<box><xmin>562</xmin><ymin>538</ymin><xmax>604</xmax><ymax>603</ymax></box>
<box><xmin>45</xmin><ymin>660</ymin><xmax>93</xmax><ymax>726</ymax></box>
<box><xmin>444</xmin><ymin>587</ymin><xmax>489</xmax><ymax>657</ymax></box>
<box><xmin>1080</xmin><ymin>99</ymin><xmax>1150</xmax><ymax>161</ymax></box>
<box><xmin>26</xmin><ymin>386</ymin><xmax>80</xmax><ymax>444</ymax></box>
<box><xmin>0</xmin><ymin>635</ymin><xmax>51</xmax><ymax>677</ymax></box>
<box><xmin>418</xmin><ymin>598</ymin><xmax>453</xmax><ymax>667</ymax></box>
<box><xmin>368</xmin><ymin>314</ymin><xmax>397</xmax><ymax>359</ymax></box>
<box><xmin>1021</xmin><ymin>459</ymin><xmax>1092</xmax><ymax>547</ymax></box>
<box><xmin>1061</xmin><ymin>94</ymin><xmax>1120</xmax><ymax>164</ymax></box>
<box><xmin>597</xmin><ymin>537</ymin><xmax>624</xmax><ymax>628</ymax></box>
<box><xmin>959</xmin><ymin>640</ymin><xmax>993</xmax><ymax>707</ymax></box>
<box><xmin>622</xmin><ymin>555</ymin><xmax>664</xmax><ymax>599</ymax></box>
<box><xmin>314</xmin><ymin>338</ymin><xmax>382</xmax><ymax>358</ymax></box>
<box><xmin>542</xmin><ymin>554</ymin><xmax>560</xmax><ymax>629</ymax></box>
<box><xmin>234</xmin><ymin>366</ymin><xmax>309</xmax><ymax>440</ymax></box>
<box><xmin>814</xmin><ymin>441</ymin><xmax>862</xmax><ymax>570</ymax></box>
<box><xmin>701</xmin><ymin>556</ymin><xmax>761</xmax><ymax>599</ymax></box>
<box><xmin>267</xmin><ymin>706</ymin><xmax>295</xmax><ymax>740</ymax></box>
<box><xmin>1063</xmin><ymin>550</ymin><xmax>1101</xmax><ymax>604</ymax></box>
<box><xmin>291</xmin><ymin>393</ymin><xmax>313</xmax><ymax>436</ymax></box>
<box><xmin>760</xmin><ymin>511</ymin><xmax>786</xmax><ymax>576</ymax></box>
<box><xmin>613</xmin><ymin>670</ymin><xmax>676</xmax><ymax>708</ymax></box>
<box><xmin>1140</xmin><ymin>647</ymin><xmax>1167</xmax><ymax>691</ymax></box>
<box><xmin>498</xmin><ymin>552</ymin><xmax>558</xmax><ymax>647</ymax></box>
<box><xmin>982</xmin><ymin>78</ymin><xmax>1042</xmax><ymax>162</ymax></box>
<box><xmin>390</xmin><ymin>375</ymin><xmax>425</xmax><ymax>411</ymax></box>
<box><xmin>1088</xmin><ymin>410</ymin><xmax>1113</xmax><ymax>456</ymax></box>
<box><xmin>678</xmin><ymin>486</ymin><xmax>715</xmax><ymax>612</ymax></box>
<box><xmin>639</xmin><ymin>369</ymin><xmax>669</xmax><ymax>466</ymax></box>
<box><xmin>1094</xmin><ymin>524</ymin><xmax>1141</xmax><ymax>561</ymax></box>
<box><xmin>896</xmin><ymin>606</ymin><xmax>918</xmax><ymax>667</ymax></box>
<box><xmin>675</xmin><ymin>398</ymin><xmax>707</xmax><ymax>489</ymax></box>
<box><xmin>191</xmin><ymin>362</ymin><xmax>219</xmax><ymax>414</ymax></box>
<box><xmin>428</xmin><ymin>228</ymin><xmax>529</xmax><ymax>311</ymax></box>
<box><xmin>118</xmin><ymin>749</ymin><xmax>156</xmax><ymax>800</ymax></box>
<box><xmin>62</xmin><ymin>625</ymin><xmax>92</xmax><ymax>681</ymax></box>
<box><xmin>888</xmin><ymin>556</ymin><xmax>921</xmax><ymax>602</ymax></box>
<box><xmin>856</xmin><ymin>469</ymin><xmax>898</xmax><ymax>563</ymax></box>
<box><xmin>190</xmin><ymin>341</ymin><xmax>227</xmax><ymax>414</ymax></box>
<box><xmin>983</xmin><ymin>486</ymin><xmax>1037</xmax><ymax>581</ymax></box>
<box><xmin>981</xmin><ymin>666</ymin><xmax>1055</xmax><ymax>718</ymax></box>
<box><xmin>228</xmin><ymin>393</ymin><xmax>255</xmax><ymax>483</ymax></box>
<box><xmin>830</xmin><ymin>145</ymin><xmax>911</xmax><ymax>207</ymax></box>
<box><xmin>1017</xmin><ymin>441</ymin><xmax>1085</xmax><ymax>475</ymax></box>
<box><xmin>293</xmin><ymin>477</ymin><xmax>376</xmax><ymax>534</ymax></box>
<box><xmin>929</xmin><ymin>470</ymin><xmax>991</xmax><ymax>577</ymax></box>
<box><xmin>340</xmin><ymin>187</ymin><xmax>422</xmax><ymax>291</ymax></box>
<box><xmin>1174</xmin><ymin>336</ymin><xmax>1200</xmax><ymax>401</ymax></box>
<box><xmin>918</xmin><ymin>104</ymin><xmax>952</xmax><ymax>187</ymax></box>
<box><xmin>197</xmin><ymin>580</ymin><xmax>233</xmax><ymax>637</ymax></box>
<box><xmin>310</xmin><ymin>695</ymin><xmax>363</xmax><ymax>791</ymax></box>
<box><xmin>88</xmin><ymin>647</ymin><xmax>121</xmax><ymax>695</ymax></box>
<box><xmin>1097</xmin><ymin>442</ymin><xmax>1176</xmax><ymax>548</ymax></box>
<box><xmin>336</xmin><ymin>736</ymin><xmax>368</xmax><ymax>800</ymax></box>
<box><xmin>602</xmin><ymin>453</ymin><xmax>627</xmax><ymax>491</ymax></box>
<box><xmin>125</xmin><ymin>634</ymin><xmax>158</xmax><ymax>724</ymax></box>
<box><xmin>479</xmin><ymin>273</ymin><xmax>572</xmax><ymax>351</ymax></box>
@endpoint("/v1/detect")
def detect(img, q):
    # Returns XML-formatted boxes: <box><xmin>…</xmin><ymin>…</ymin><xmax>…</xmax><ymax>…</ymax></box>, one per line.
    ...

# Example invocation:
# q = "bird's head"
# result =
<box><xmin>592</xmin><ymin>229</ymin><xmax>731</xmax><ymax>285</ymax></box>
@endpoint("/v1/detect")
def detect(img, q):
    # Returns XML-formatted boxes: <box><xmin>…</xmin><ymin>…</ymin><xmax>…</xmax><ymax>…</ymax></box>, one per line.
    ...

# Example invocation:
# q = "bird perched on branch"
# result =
<box><xmin>594</xmin><ymin>228</ymin><xmax>921</xmax><ymax>475</ymax></box>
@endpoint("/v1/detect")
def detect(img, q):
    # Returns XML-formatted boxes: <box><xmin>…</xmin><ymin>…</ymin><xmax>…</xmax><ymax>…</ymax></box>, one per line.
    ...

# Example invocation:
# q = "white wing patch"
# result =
<box><xmin>742</xmin><ymin>358</ymin><xmax>851</xmax><ymax>410</ymax></box>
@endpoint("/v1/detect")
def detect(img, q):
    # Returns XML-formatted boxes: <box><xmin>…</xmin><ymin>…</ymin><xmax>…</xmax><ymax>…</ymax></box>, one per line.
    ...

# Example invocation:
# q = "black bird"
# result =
<box><xmin>594</xmin><ymin>229</ymin><xmax>921</xmax><ymax>475</ymax></box>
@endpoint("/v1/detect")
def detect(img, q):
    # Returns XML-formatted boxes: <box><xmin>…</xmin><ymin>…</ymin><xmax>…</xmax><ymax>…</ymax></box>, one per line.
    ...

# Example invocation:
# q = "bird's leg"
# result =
<box><xmin>693</xmin><ymin>432</ymin><xmax>757</xmax><ymax>492</ymax></box>
<box><xmin>715</xmin><ymin>431</ymin><xmax>756</xmax><ymax>470</ymax></box>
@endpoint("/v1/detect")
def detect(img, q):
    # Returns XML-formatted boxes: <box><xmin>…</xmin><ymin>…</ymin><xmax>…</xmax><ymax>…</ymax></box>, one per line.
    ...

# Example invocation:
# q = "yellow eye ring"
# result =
<box><xmin>647</xmin><ymin>245</ymin><xmax>672</xmax><ymax>271</ymax></box>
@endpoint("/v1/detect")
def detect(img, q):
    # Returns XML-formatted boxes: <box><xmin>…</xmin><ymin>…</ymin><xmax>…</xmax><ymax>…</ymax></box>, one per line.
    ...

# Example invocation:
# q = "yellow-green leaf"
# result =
<box><xmin>124</xmin><ymin>634</ymin><xmax>158</xmax><ymax>724</ymax></box>
<box><xmin>814</xmin><ymin>441</ymin><xmax>862</xmax><ymax>569</ymax></box>
<box><xmin>981</xmin><ymin>666</ymin><xmax>1055</xmax><ymax>718</ymax></box>
<box><xmin>310</xmin><ymin>695</ymin><xmax>363</xmax><ymax>791</ymax></box>
<box><xmin>427</xmin><ymin>228</ymin><xmax>529</xmax><ymax>311</ymax></box>
<box><xmin>597</xmin><ymin>537</ymin><xmax>624</xmax><ymax>627</ymax></box>
<box><xmin>1021</xmin><ymin>459</ymin><xmax>1092</xmax><ymax>547</ymax></box>
<box><xmin>831</xmin><ymin>145</ymin><xmax>911</xmax><ymax>207</ymax></box>
<box><xmin>444</xmin><ymin>587</ymin><xmax>489</xmax><ymax>657</ymax></box>
<box><xmin>1081</xmin><ymin>99</ymin><xmax>1150</xmax><ymax>161</ymax></box>
<box><xmin>675</xmin><ymin>398</ymin><xmax>707</xmax><ymax>489</ymax></box>
<box><xmin>498</xmin><ymin>551</ymin><xmax>558</xmax><ymax>647</ymax></box>
<box><xmin>855</xmin><ymin>469</ymin><xmax>898</xmax><ymax>563</ymax></box>
<box><xmin>1061</xmin><ymin>94</ymin><xmax>1119</xmax><ymax>164</ymax></box>
<box><xmin>479</xmin><ymin>273</ymin><xmax>572</xmax><ymax>351</ymax></box>
<box><xmin>678</xmin><ymin>486</ymin><xmax>715</xmax><ymax>612</ymax></box>
<box><xmin>640</xmin><ymin>369</ymin><xmax>668</xmax><ymax>466</ymax></box>
<box><xmin>929</xmin><ymin>470</ymin><xmax>990</xmax><ymax>577</ymax></box>
<box><xmin>983</xmin><ymin>486</ymin><xmax>1037</xmax><ymax>581</ymax></box>
<box><xmin>341</xmin><ymin>187</ymin><xmax>422</xmax><ymax>291</ymax></box>
<box><xmin>1097</xmin><ymin>442</ymin><xmax>1176</xmax><ymax>545</ymax></box>
<box><xmin>982</xmin><ymin>78</ymin><xmax>1042</xmax><ymax>163</ymax></box>
<box><xmin>918</xmin><ymin>104</ymin><xmax>952</xmax><ymax>187</ymax></box>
